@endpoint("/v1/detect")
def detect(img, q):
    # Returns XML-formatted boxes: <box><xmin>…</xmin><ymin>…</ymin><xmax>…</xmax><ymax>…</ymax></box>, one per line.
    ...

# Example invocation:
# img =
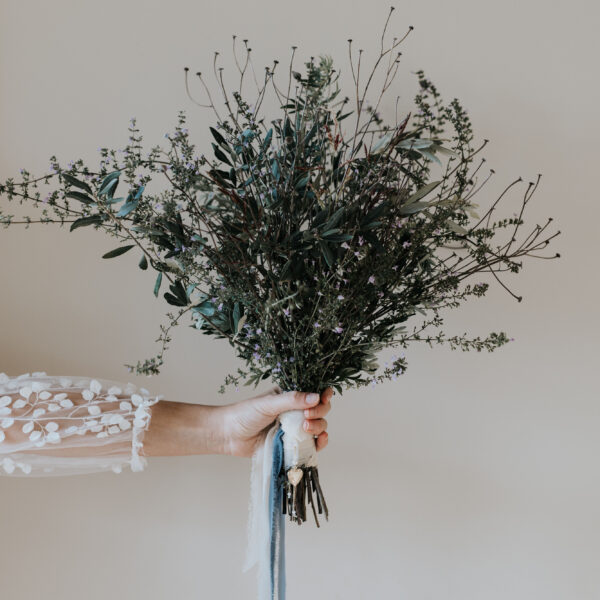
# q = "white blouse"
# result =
<box><xmin>0</xmin><ymin>371</ymin><xmax>163</xmax><ymax>476</ymax></box>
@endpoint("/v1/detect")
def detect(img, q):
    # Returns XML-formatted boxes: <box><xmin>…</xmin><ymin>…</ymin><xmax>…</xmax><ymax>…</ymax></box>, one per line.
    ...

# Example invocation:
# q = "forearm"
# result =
<box><xmin>143</xmin><ymin>400</ymin><xmax>227</xmax><ymax>457</ymax></box>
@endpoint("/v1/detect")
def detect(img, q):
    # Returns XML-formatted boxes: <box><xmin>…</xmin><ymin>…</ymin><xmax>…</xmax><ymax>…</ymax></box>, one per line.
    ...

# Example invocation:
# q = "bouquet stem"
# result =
<box><xmin>278</xmin><ymin>409</ymin><xmax>329</xmax><ymax>526</ymax></box>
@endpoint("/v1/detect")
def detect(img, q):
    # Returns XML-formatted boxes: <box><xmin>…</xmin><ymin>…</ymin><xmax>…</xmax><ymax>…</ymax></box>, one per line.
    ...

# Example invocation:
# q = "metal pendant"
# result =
<box><xmin>287</xmin><ymin>466</ymin><xmax>303</xmax><ymax>486</ymax></box>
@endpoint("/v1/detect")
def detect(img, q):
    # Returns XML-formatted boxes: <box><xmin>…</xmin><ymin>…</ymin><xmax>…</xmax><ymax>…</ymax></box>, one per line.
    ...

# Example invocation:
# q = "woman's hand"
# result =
<box><xmin>220</xmin><ymin>387</ymin><xmax>333</xmax><ymax>458</ymax></box>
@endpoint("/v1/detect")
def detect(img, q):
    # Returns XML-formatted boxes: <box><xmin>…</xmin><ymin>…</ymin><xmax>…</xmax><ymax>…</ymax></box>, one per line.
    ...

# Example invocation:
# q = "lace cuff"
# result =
<box><xmin>0</xmin><ymin>372</ymin><xmax>163</xmax><ymax>476</ymax></box>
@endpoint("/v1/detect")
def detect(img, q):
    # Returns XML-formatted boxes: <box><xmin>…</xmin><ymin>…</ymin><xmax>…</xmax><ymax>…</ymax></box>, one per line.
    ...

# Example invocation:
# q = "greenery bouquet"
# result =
<box><xmin>0</xmin><ymin>9</ymin><xmax>559</xmax><ymax>598</ymax></box>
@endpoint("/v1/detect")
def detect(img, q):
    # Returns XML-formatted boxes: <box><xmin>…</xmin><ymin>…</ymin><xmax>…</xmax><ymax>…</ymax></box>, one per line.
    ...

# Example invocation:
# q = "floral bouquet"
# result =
<box><xmin>0</xmin><ymin>9</ymin><xmax>559</xmax><ymax>599</ymax></box>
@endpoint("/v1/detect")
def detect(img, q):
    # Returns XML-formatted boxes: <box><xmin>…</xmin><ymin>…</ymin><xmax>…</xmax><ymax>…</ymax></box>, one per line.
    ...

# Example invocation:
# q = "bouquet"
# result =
<box><xmin>0</xmin><ymin>9</ymin><xmax>559</xmax><ymax>599</ymax></box>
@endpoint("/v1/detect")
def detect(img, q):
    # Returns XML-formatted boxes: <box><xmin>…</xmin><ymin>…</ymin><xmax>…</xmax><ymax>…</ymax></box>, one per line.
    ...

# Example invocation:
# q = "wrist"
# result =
<box><xmin>194</xmin><ymin>403</ymin><xmax>229</xmax><ymax>456</ymax></box>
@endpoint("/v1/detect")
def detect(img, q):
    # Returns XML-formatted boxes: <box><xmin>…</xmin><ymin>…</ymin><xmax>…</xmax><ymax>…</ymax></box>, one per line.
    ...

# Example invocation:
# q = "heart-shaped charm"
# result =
<box><xmin>287</xmin><ymin>467</ymin><xmax>303</xmax><ymax>486</ymax></box>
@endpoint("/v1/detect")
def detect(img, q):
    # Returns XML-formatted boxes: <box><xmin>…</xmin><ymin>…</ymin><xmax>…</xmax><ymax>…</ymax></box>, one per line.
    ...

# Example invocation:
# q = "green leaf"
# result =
<box><xmin>99</xmin><ymin>177</ymin><xmax>119</xmax><ymax>198</ymax></box>
<box><xmin>98</xmin><ymin>171</ymin><xmax>121</xmax><ymax>195</ymax></box>
<box><xmin>232</xmin><ymin>302</ymin><xmax>241</xmax><ymax>333</ymax></box>
<box><xmin>271</xmin><ymin>159</ymin><xmax>280</xmax><ymax>181</ymax></box>
<box><xmin>261</xmin><ymin>128</ymin><xmax>273</xmax><ymax>152</ymax></box>
<box><xmin>322</xmin><ymin>207</ymin><xmax>345</xmax><ymax>231</ymax></box>
<box><xmin>295</xmin><ymin>175</ymin><xmax>310</xmax><ymax>190</ymax></box>
<box><xmin>62</xmin><ymin>174</ymin><xmax>92</xmax><ymax>194</ymax></box>
<box><xmin>169</xmin><ymin>280</ymin><xmax>188</xmax><ymax>305</ymax></box>
<box><xmin>153</xmin><ymin>272</ymin><xmax>163</xmax><ymax>297</ymax></box>
<box><xmin>446</xmin><ymin>220</ymin><xmax>469</xmax><ymax>235</ymax></box>
<box><xmin>69</xmin><ymin>215</ymin><xmax>103</xmax><ymax>232</ymax></box>
<box><xmin>66</xmin><ymin>191</ymin><xmax>94</xmax><ymax>205</ymax></box>
<box><xmin>371</xmin><ymin>132</ymin><xmax>393</xmax><ymax>154</ymax></box>
<box><xmin>192</xmin><ymin>300</ymin><xmax>215</xmax><ymax>317</ymax></box>
<box><xmin>236</xmin><ymin>314</ymin><xmax>247</xmax><ymax>334</ymax></box>
<box><xmin>138</xmin><ymin>254</ymin><xmax>148</xmax><ymax>270</ymax></box>
<box><xmin>116</xmin><ymin>199</ymin><xmax>138</xmax><ymax>217</ymax></box>
<box><xmin>213</xmin><ymin>143</ymin><xmax>232</xmax><ymax>166</ymax></box>
<box><xmin>399</xmin><ymin>201</ymin><xmax>430</xmax><ymax>215</ymax></box>
<box><xmin>404</xmin><ymin>181</ymin><xmax>441</xmax><ymax>205</ymax></box>
<box><xmin>102</xmin><ymin>245</ymin><xmax>135</xmax><ymax>259</ymax></box>
<box><xmin>419</xmin><ymin>149</ymin><xmax>442</xmax><ymax>166</ymax></box>
<box><xmin>209</xmin><ymin>127</ymin><xmax>227</xmax><ymax>148</ymax></box>
<box><xmin>323</xmin><ymin>232</ymin><xmax>353</xmax><ymax>242</ymax></box>
<box><xmin>164</xmin><ymin>292</ymin><xmax>187</xmax><ymax>307</ymax></box>
<box><xmin>319</xmin><ymin>240</ymin><xmax>334</xmax><ymax>268</ymax></box>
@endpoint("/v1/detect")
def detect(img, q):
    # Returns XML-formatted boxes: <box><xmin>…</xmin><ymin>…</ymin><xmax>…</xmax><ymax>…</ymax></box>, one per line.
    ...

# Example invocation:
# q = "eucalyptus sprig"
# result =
<box><xmin>0</xmin><ymin>8</ymin><xmax>559</xmax><ymax>394</ymax></box>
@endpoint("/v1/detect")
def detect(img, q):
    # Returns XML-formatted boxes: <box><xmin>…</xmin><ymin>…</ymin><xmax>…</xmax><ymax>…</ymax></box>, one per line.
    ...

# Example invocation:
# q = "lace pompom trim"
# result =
<box><xmin>129</xmin><ymin>392</ymin><xmax>163</xmax><ymax>472</ymax></box>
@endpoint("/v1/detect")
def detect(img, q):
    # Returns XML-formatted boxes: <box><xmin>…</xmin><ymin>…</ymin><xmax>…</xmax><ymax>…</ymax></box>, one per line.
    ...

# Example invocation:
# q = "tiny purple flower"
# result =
<box><xmin>368</xmin><ymin>276</ymin><xmax>375</xmax><ymax>284</ymax></box>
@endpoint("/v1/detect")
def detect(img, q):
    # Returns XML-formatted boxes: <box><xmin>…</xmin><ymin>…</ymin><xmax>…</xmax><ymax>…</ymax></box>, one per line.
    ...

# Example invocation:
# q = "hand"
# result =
<box><xmin>220</xmin><ymin>387</ymin><xmax>333</xmax><ymax>458</ymax></box>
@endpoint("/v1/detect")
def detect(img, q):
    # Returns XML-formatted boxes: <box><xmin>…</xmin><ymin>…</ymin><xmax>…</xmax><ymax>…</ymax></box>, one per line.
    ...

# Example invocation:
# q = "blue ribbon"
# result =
<box><xmin>268</xmin><ymin>426</ymin><xmax>286</xmax><ymax>599</ymax></box>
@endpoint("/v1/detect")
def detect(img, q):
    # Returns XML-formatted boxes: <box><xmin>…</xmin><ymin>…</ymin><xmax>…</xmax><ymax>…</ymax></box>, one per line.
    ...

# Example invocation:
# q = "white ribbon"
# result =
<box><xmin>243</xmin><ymin>408</ymin><xmax>319</xmax><ymax>599</ymax></box>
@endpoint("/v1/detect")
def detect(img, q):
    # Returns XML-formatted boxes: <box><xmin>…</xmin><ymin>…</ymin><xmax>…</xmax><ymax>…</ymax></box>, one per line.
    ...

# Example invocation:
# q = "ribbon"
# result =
<box><xmin>244</xmin><ymin>409</ymin><xmax>327</xmax><ymax>599</ymax></box>
<box><xmin>244</xmin><ymin>420</ymin><xmax>288</xmax><ymax>600</ymax></box>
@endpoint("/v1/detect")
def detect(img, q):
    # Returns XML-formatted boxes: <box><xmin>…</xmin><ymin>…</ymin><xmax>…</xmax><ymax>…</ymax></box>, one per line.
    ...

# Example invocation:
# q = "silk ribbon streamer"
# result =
<box><xmin>244</xmin><ymin>408</ymin><xmax>322</xmax><ymax>599</ymax></box>
<box><xmin>243</xmin><ymin>422</ymin><xmax>286</xmax><ymax>599</ymax></box>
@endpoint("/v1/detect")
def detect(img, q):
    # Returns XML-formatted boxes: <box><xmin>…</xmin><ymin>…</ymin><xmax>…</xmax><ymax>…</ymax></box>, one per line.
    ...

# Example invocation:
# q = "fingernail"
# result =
<box><xmin>306</xmin><ymin>393</ymin><xmax>319</xmax><ymax>405</ymax></box>
<box><xmin>303</xmin><ymin>420</ymin><xmax>309</xmax><ymax>431</ymax></box>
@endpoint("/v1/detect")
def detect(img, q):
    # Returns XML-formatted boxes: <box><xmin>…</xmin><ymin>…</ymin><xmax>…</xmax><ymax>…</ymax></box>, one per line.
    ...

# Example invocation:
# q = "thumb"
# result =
<box><xmin>257</xmin><ymin>390</ymin><xmax>321</xmax><ymax>417</ymax></box>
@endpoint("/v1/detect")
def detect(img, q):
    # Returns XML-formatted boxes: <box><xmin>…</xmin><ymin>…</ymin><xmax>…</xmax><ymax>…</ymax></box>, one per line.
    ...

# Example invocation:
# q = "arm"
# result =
<box><xmin>0</xmin><ymin>372</ymin><xmax>331</xmax><ymax>476</ymax></box>
<box><xmin>142</xmin><ymin>387</ymin><xmax>332</xmax><ymax>458</ymax></box>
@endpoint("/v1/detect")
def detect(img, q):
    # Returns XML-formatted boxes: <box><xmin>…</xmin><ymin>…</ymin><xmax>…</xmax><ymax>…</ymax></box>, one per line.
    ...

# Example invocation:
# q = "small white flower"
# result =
<box><xmin>22</xmin><ymin>422</ymin><xmax>34</xmax><ymax>434</ymax></box>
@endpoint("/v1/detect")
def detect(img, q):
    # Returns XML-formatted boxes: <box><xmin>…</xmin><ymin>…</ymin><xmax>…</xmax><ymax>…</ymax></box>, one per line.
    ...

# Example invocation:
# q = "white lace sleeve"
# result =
<box><xmin>0</xmin><ymin>371</ymin><xmax>164</xmax><ymax>476</ymax></box>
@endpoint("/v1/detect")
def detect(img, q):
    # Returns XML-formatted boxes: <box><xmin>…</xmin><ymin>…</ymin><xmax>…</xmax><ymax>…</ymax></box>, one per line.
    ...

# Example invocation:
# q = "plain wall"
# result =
<box><xmin>1</xmin><ymin>1</ymin><xmax>598</xmax><ymax>598</ymax></box>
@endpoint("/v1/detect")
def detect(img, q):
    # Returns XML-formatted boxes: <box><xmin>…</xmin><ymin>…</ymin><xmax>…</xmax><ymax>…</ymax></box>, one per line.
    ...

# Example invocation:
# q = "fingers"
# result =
<box><xmin>304</xmin><ymin>402</ymin><xmax>330</xmax><ymax>419</ymax></box>
<box><xmin>303</xmin><ymin>417</ymin><xmax>327</xmax><ymax>436</ymax></box>
<box><xmin>315</xmin><ymin>431</ymin><xmax>328</xmax><ymax>451</ymax></box>
<box><xmin>321</xmin><ymin>387</ymin><xmax>334</xmax><ymax>405</ymax></box>
<box><xmin>303</xmin><ymin>387</ymin><xmax>333</xmax><ymax>419</ymax></box>
<box><xmin>266</xmin><ymin>390</ymin><xmax>320</xmax><ymax>415</ymax></box>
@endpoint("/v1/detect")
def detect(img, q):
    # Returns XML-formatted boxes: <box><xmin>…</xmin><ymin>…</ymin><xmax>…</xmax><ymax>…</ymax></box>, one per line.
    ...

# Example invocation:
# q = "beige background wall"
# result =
<box><xmin>0</xmin><ymin>1</ymin><xmax>597</xmax><ymax>598</ymax></box>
